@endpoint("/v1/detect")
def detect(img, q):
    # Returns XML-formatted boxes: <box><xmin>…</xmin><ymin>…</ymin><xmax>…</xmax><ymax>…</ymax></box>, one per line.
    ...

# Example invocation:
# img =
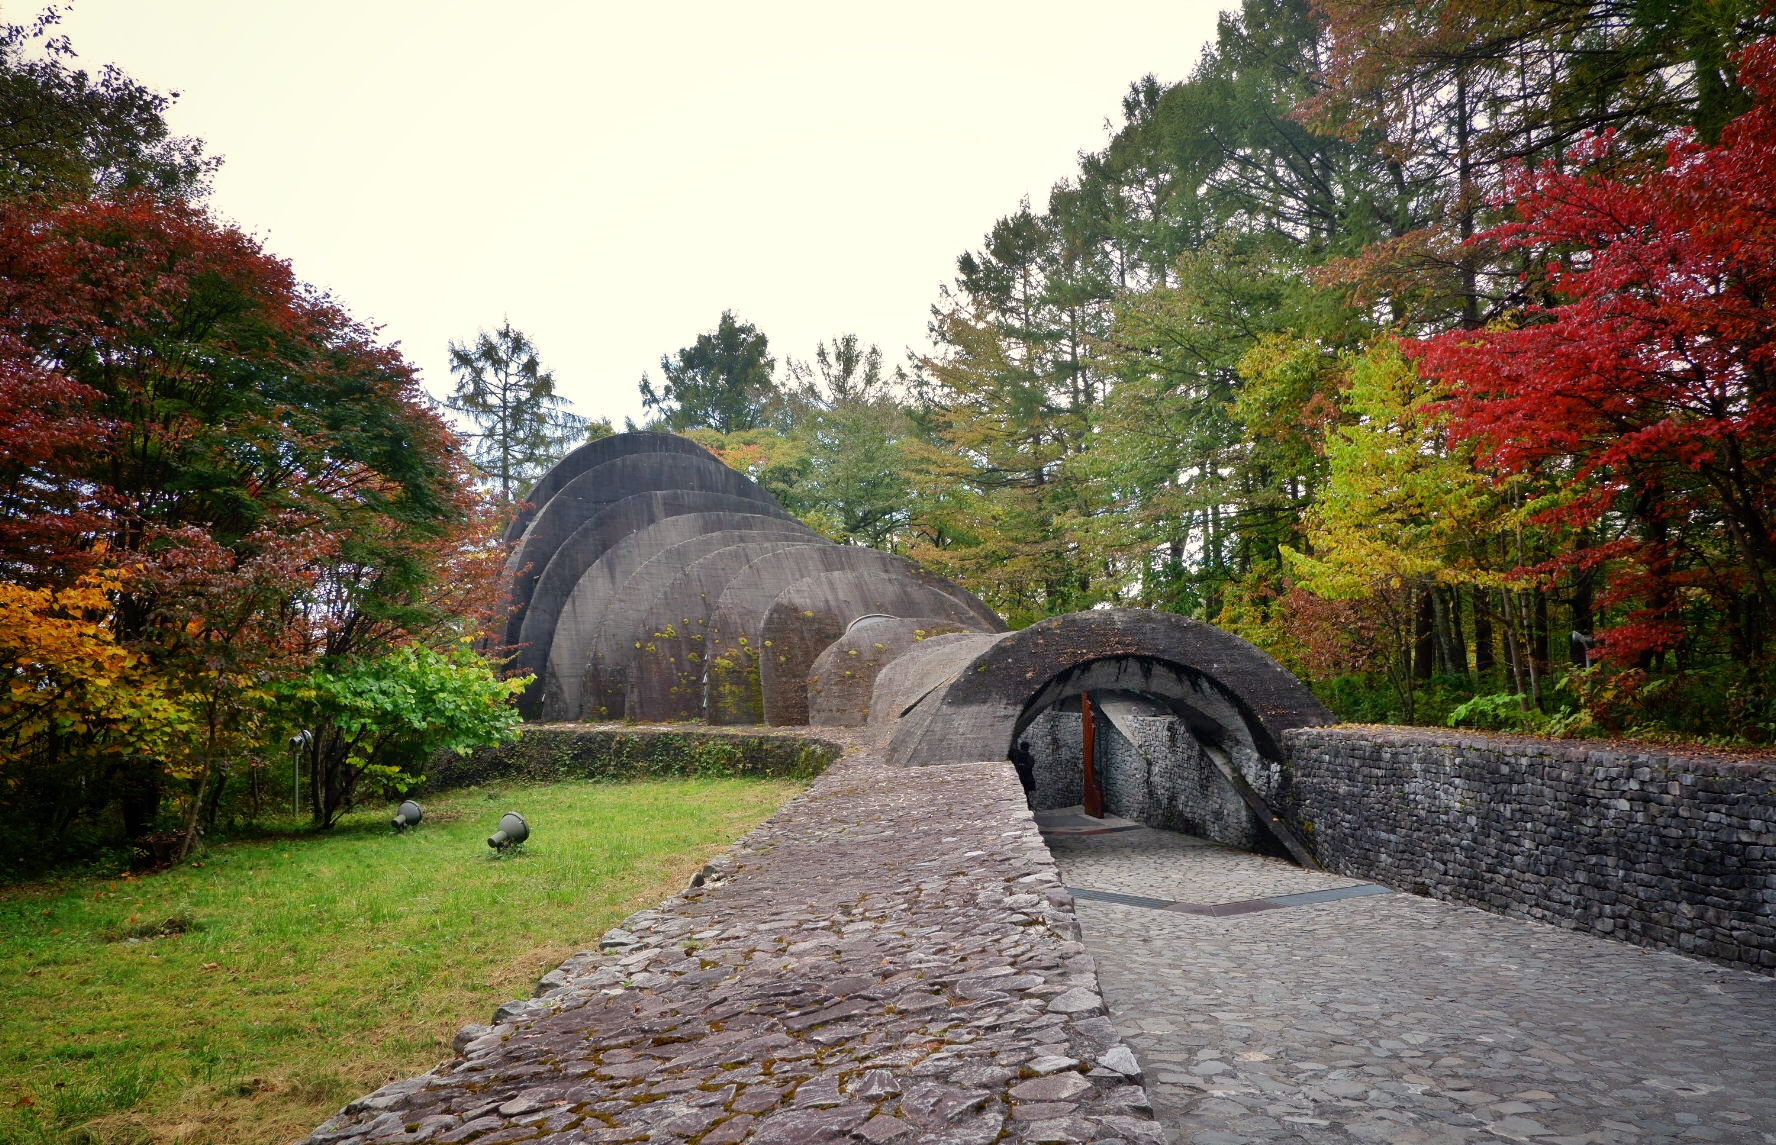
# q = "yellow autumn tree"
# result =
<box><xmin>1</xmin><ymin>571</ymin><xmax>191</xmax><ymax>832</ymax></box>
<box><xmin>1281</xmin><ymin>340</ymin><xmax>1546</xmax><ymax>714</ymax></box>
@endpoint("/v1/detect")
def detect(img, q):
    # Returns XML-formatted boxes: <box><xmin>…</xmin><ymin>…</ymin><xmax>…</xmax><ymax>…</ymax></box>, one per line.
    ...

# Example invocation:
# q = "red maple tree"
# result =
<box><xmin>0</xmin><ymin>193</ymin><xmax>498</xmax><ymax>845</ymax></box>
<box><xmin>1415</xmin><ymin>36</ymin><xmax>1776</xmax><ymax>664</ymax></box>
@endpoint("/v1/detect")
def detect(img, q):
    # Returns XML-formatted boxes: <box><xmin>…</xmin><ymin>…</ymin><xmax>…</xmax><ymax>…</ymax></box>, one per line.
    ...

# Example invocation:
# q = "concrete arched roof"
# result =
<box><xmin>883</xmin><ymin>609</ymin><xmax>1331</xmax><ymax>768</ymax></box>
<box><xmin>501</xmin><ymin>451</ymin><xmax>781</xmax><ymax>645</ymax></box>
<box><xmin>868</xmin><ymin>632</ymin><xmax>1010</xmax><ymax>727</ymax></box>
<box><xmin>502</xmin><ymin>431</ymin><xmax>709</xmax><ymax>545</ymax></box>
<box><xmin>757</xmin><ymin>571</ymin><xmax>1004</xmax><ymax>726</ymax></box>
<box><xmin>542</xmin><ymin>516</ymin><xmax>818</xmax><ymax>720</ymax></box>
<box><xmin>806</xmin><ymin>617</ymin><xmax>975</xmax><ymax>728</ymax></box>
<box><xmin>512</xmin><ymin>491</ymin><xmax>802</xmax><ymax>716</ymax></box>
<box><xmin>702</xmin><ymin>549</ymin><xmax>1000</xmax><ymax>725</ymax></box>
<box><xmin>700</xmin><ymin>548</ymin><xmax>928</xmax><ymax>725</ymax></box>
<box><xmin>623</xmin><ymin>540</ymin><xmax>832</xmax><ymax>722</ymax></box>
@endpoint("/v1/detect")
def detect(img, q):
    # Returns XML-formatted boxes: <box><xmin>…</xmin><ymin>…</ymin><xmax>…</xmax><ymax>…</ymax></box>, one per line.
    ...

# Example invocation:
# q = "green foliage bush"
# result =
<box><xmin>418</xmin><ymin>727</ymin><xmax>839</xmax><ymax>792</ymax></box>
<box><xmin>279</xmin><ymin>642</ymin><xmax>528</xmax><ymax>825</ymax></box>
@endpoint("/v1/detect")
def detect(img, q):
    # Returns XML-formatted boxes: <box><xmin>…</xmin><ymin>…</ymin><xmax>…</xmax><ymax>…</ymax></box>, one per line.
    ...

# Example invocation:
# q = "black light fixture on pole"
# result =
<box><xmin>288</xmin><ymin>729</ymin><xmax>313</xmax><ymax>817</ymax></box>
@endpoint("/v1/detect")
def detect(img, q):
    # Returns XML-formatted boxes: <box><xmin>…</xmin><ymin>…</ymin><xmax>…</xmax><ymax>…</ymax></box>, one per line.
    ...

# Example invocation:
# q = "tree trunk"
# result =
<box><xmin>1532</xmin><ymin>589</ymin><xmax>1551</xmax><ymax>685</ymax></box>
<box><xmin>1473</xmin><ymin>588</ymin><xmax>1495</xmax><ymax>675</ymax></box>
<box><xmin>1437</xmin><ymin>586</ymin><xmax>1467</xmax><ymax>680</ymax></box>
<box><xmin>1414</xmin><ymin>582</ymin><xmax>1435</xmax><ymax>680</ymax></box>
<box><xmin>1570</xmin><ymin>531</ymin><xmax>1593</xmax><ymax>666</ymax></box>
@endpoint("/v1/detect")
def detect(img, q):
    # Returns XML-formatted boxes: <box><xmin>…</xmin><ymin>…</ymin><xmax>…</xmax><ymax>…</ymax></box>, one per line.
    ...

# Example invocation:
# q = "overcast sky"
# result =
<box><xmin>59</xmin><ymin>1</ymin><xmax>1226</xmax><ymax>425</ymax></box>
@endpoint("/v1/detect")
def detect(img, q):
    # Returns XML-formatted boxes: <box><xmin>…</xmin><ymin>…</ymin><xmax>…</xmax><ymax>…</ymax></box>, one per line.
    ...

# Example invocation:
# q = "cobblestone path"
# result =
<box><xmin>301</xmin><ymin>742</ymin><xmax>1167</xmax><ymax>1145</ymax></box>
<box><xmin>1042</xmin><ymin>817</ymin><xmax>1776</xmax><ymax>1145</ymax></box>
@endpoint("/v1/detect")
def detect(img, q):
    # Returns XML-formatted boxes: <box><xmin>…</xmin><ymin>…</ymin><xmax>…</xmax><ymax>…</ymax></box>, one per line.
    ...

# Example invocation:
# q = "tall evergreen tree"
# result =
<box><xmin>639</xmin><ymin>310</ymin><xmax>778</xmax><ymax>433</ymax></box>
<box><xmin>785</xmin><ymin>335</ymin><xmax>913</xmax><ymax>548</ymax></box>
<box><xmin>444</xmin><ymin>319</ymin><xmax>587</xmax><ymax>506</ymax></box>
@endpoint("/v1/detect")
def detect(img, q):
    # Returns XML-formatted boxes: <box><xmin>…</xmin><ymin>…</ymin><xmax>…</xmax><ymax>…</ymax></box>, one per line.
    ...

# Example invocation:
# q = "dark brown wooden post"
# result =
<box><xmin>1080</xmin><ymin>691</ymin><xmax>1103</xmax><ymax>818</ymax></box>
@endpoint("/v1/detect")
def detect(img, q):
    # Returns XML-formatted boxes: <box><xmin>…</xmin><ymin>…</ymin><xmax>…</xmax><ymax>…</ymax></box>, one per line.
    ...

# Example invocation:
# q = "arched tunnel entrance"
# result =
<box><xmin>880</xmin><ymin>612</ymin><xmax>1330</xmax><ymax>864</ymax></box>
<box><xmin>1009</xmin><ymin>656</ymin><xmax>1316</xmax><ymax>864</ymax></box>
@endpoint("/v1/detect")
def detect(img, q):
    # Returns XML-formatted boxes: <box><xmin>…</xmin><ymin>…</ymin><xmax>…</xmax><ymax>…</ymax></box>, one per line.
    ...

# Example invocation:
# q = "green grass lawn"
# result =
<box><xmin>0</xmin><ymin>776</ymin><xmax>801</xmax><ymax>1145</ymax></box>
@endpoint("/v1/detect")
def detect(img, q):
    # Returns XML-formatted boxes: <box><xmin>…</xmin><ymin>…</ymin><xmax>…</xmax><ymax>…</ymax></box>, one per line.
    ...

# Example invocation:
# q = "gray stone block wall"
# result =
<box><xmin>1282</xmin><ymin>725</ymin><xmax>1776</xmax><ymax>975</ymax></box>
<box><xmin>1022</xmin><ymin>708</ymin><xmax>1084</xmax><ymax>811</ymax></box>
<box><xmin>1020</xmin><ymin>707</ymin><xmax>1274</xmax><ymax>852</ymax></box>
<box><xmin>1103</xmin><ymin>715</ymin><xmax>1266</xmax><ymax>849</ymax></box>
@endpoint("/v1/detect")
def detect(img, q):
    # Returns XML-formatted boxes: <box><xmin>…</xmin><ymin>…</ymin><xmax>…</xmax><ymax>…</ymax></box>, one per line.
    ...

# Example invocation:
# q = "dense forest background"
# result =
<box><xmin>641</xmin><ymin>0</ymin><xmax>1776</xmax><ymax>744</ymax></box>
<box><xmin>3</xmin><ymin>0</ymin><xmax>1775</xmax><ymax>873</ymax></box>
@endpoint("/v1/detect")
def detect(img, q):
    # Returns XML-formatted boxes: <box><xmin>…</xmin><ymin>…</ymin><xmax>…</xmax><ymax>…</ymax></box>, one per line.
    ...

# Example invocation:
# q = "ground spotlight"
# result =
<box><xmin>488</xmin><ymin>811</ymin><xmax>529</xmax><ymax>851</ymax></box>
<box><xmin>392</xmin><ymin>800</ymin><xmax>422</xmax><ymax>832</ymax></box>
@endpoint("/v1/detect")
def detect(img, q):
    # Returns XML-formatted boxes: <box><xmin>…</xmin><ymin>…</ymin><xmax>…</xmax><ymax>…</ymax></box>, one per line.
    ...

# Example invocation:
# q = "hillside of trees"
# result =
<box><xmin>647</xmin><ymin>0</ymin><xmax>1776</xmax><ymax>745</ymax></box>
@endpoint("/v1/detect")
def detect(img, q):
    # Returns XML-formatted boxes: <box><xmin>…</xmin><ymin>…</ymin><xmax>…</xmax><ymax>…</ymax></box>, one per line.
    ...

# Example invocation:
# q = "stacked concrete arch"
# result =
<box><xmin>499</xmin><ymin>434</ymin><xmax>1331</xmax><ymax>856</ymax></box>
<box><xmin>500</xmin><ymin>433</ymin><xmax>1006</xmax><ymax>726</ymax></box>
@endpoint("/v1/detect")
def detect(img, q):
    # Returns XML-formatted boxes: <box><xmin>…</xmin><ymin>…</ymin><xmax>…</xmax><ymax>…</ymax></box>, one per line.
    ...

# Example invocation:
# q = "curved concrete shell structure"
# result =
<box><xmin>868</xmin><ymin>632</ymin><xmax>1010</xmax><ymax>726</ymax></box>
<box><xmin>540</xmin><ymin>514</ymin><xmax>819</xmax><ymax>720</ymax></box>
<box><xmin>502</xmin><ymin>450</ymin><xmax>781</xmax><ymax>646</ymax></box>
<box><xmin>622</xmin><ymin>540</ymin><xmax>833</xmax><ymax>721</ymax></box>
<box><xmin>702</xmin><ymin>547</ymin><xmax>1004</xmax><ymax>725</ymax></box>
<box><xmin>497</xmin><ymin>435</ymin><xmax>1330</xmax><ymax>846</ymax></box>
<box><xmin>513</xmin><ymin>491</ymin><xmax>803</xmax><ymax>716</ymax></box>
<box><xmin>570</xmin><ymin>532</ymin><xmax>812</xmax><ymax>721</ymax></box>
<box><xmin>805</xmin><ymin>617</ymin><xmax>973</xmax><ymax>727</ymax></box>
<box><xmin>500</xmin><ymin>431</ymin><xmax>710</xmax><ymax>545</ymax></box>
<box><xmin>759</xmin><ymin>573</ymin><xmax>1006</xmax><ymax>726</ymax></box>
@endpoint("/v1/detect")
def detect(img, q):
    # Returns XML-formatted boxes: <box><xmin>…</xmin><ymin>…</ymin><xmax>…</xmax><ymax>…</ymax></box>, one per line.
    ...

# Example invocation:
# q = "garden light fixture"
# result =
<box><xmin>488</xmin><ymin>811</ymin><xmax>529</xmax><ymax>851</ymax></box>
<box><xmin>392</xmin><ymin>800</ymin><xmax>423</xmax><ymax>832</ymax></box>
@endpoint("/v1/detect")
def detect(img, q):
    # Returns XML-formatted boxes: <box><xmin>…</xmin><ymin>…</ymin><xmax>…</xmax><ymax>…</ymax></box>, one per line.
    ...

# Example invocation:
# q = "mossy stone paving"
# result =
<box><xmin>301</xmin><ymin>734</ymin><xmax>1166</xmax><ymax>1145</ymax></box>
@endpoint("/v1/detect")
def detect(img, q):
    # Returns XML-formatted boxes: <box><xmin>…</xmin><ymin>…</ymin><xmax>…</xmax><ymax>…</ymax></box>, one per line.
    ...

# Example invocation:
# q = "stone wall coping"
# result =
<box><xmin>1290</xmin><ymin>723</ymin><xmax>1776</xmax><ymax>777</ymax></box>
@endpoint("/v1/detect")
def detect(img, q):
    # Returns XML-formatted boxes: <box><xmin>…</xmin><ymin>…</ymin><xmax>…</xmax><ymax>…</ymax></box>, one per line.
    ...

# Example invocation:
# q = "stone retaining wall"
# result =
<box><xmin>1282</xmin><ymin>725</ymin><xmax>1776</xmax><ymax>975</ymax></box>
<box><xmin>304</xmin><ymin>734</ymin><xmax>1165</xmax><ymax>1145</ymax></box>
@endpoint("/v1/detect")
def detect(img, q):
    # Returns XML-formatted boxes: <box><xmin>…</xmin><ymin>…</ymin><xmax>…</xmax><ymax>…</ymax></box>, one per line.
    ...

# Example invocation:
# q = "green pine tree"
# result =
<box><xmin>444</xmin><ymin>319</ymin><xmax>589</xmax><ymax>505</ymax></box>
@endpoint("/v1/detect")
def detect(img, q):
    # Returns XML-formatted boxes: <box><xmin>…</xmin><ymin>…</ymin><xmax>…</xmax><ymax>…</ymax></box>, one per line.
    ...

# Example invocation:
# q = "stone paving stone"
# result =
<box><xmin>1045</xmin><ymin>824</ymin><xmax>1368</xmax><ymax>904</ymax></box>
<box><xmin>300</xmin><ymin>730</ymin><xmax>1163</xmax><ymax>1145</ymax></box>
<box><xmin>1050</xmin><ymin>826</ymin><xmax>1776</xmax><ymax>1144</ymax></box>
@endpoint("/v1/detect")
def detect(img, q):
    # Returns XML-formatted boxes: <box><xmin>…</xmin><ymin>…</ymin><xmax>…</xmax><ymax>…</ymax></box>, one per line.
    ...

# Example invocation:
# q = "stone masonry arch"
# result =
<box><xmin>884</xmin><ymin>609</ymin><xmax>1329</xmax><ymax>769</ymax></box>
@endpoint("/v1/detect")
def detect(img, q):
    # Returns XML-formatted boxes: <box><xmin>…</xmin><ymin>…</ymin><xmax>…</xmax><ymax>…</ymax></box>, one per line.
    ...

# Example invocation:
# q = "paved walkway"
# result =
<box><xmin>1040</xmin><ymin>811</ymin><xmax>1776</xmax><ymax>1145</ymax></box>
<box><xmin>302</xmin><ymin>744</ymin><xmax>1166</xmax><ymax>1145</ymax></box>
